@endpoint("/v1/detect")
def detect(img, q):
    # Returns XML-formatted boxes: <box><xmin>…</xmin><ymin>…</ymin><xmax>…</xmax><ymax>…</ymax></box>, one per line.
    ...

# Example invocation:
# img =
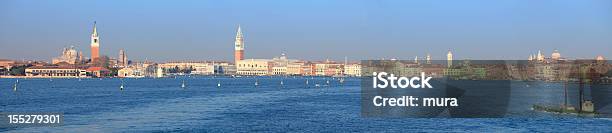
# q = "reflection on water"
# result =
<box><xmin>1</xmin><ymin>77</ymin><xmax>611</xmax><ymax>132</ymax></box>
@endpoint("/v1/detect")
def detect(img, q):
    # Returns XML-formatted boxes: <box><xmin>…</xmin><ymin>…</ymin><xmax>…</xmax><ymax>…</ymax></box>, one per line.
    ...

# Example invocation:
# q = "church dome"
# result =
<box><xmin>596</xmin><ymin>55</ymin><xmax>605</xmax><ymax>61</ymax></box>
<box><xmin>551</xmin><ymin>49</ymin><xmax>561</xmax><ymax>60</ymax></box>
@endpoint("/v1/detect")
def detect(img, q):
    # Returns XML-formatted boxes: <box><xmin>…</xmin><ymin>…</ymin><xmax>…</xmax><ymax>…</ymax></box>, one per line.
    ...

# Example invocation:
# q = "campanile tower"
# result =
<box><xmin>447</xmin><ymin>50</ymin><xmax>453</xmax><ymax>68</ymax></box>
<box><xmin>234</xmin><ymin>25</ymin><xmax>244</xmax><ymax>64</ymax></box>
<box><xmin>90</xmin><ymin>21</ymin><xmax>100</xmax><ymax>60</ymax></box>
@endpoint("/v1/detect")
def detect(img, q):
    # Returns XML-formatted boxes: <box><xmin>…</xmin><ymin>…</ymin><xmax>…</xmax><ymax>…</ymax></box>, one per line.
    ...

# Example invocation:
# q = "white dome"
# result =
<box><xmin>551</xmin><ymin>50</ymin><xmax>561</xmax><ymax>60</ymax></box>
<box><xmin>596</xmin><ymin>55</ymin><xmax>605</xmax><ymax>61</ymax></box>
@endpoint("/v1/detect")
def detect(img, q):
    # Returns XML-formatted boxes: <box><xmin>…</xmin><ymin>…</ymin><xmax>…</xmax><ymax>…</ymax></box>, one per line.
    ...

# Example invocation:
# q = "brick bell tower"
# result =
<box><xmin>234</xmin><ymin>25</ymin><xmax>244</xmax><ymax>64</ymax></box>
<box><xmin>90</xmin><ymin>21</ymin><xmax>100</xmax><ymax>61</ymax></box>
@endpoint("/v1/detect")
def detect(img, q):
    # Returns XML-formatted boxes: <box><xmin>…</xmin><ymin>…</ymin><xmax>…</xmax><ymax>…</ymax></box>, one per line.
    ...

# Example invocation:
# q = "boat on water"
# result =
<box><xmin>532</xmin><ymin>80</ymin><xmax>596</xmax><ymax>115</ymax></box>
<box><xmin>532</xmin><ymin>104</ymin><xmax>595</xmax><ymax>115</ymax></box>
<box><xmin>13</xmin><ymin>79</ymin><xmax>18</xmax><ymax>91</ymax></box>
<box><xmin>120</xmin><ymin>79</ymin><xmax>125</xmax><ymax>90</ymax></box>
<box><xmin>181</xmin><ymin>80</ymin><xmax>186</xmax><ymax>88</ymax></box>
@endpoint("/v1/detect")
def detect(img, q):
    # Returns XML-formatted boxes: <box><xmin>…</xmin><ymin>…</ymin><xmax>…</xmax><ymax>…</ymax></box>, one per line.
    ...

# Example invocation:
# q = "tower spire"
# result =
<box><xmin>92</xmin><ymin>21</ymin><xmax>98</xmax><ymax>37</ymax></box>
<box><xmin>236</xmin><ymin>24</ymin><xmax>243</xmax><ymax>38</ymax></box>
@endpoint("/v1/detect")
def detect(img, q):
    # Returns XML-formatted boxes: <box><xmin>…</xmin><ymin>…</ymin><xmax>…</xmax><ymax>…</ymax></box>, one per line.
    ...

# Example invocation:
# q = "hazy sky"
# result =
<box><xmin>1</xmin><ymin>0</ymin><xmax>611</xmax><ymax>62</ymax></box>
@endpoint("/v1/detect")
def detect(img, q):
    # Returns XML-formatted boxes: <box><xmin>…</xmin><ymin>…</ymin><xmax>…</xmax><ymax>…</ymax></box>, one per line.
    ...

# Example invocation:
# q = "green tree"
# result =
<box><xmin>109</xmin><ymin>67</ymin><xmax>119</xmax><ymax>77</ymax></box>
<box><xmin>9</xmin><ymin>65</ymin><xmax>30</xmax><ymax>76</ymax></box>
<box><xmin>182</xmin><ymin>66</ymin><xmax>193</xmax><ymax>74</ymax></box>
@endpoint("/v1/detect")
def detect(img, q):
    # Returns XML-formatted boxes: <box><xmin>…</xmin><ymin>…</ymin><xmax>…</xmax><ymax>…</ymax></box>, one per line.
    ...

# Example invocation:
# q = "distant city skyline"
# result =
<box><xmin>1</xmin><ymin>0</ymin><xmax>611</xmax><ymax>62</ymax></box>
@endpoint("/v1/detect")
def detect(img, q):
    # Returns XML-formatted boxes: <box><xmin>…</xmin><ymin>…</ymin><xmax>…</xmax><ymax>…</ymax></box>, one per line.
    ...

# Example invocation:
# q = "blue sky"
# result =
<box><xmin>0</xmin><ymin>0</ymin><xmax>611</xmax><ymax>62</ymax></box>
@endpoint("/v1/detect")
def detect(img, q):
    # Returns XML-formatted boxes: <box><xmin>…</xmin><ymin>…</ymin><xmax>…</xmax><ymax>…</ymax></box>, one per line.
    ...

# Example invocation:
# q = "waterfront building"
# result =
<box><xmin>213</xmin><ymin>62</ymin><xmax>236</xmax><ymax>75</ymax></box>
<box><xmin>52</xmin><ymin>46</ymin><xmax>79</xmax><ymax>64</ymax></box>
<box><xmin>117</xmin><ymin>62</ymin><xmax>147</xmax><ymax>78</ymax></box>
<box><xmin>443</xmin><ymin>67</ymin><xmax>487</xmax><ymax>79</ymax></box>
<box><xmin>118</xmin><ymin>67</ymin><xmax>145</xmax><ymax>78</ymax></box>
<box><xmin>272</xmin><ymin>66</ymin><xmax>287</xmax><ymax>75</ymax></box>
<box><xmin>90</xmin><ymin>22</ymin><xmax>100</xmax><ymax>60</ymax></box>
<box><xmin>344</xmin><ymin>63</ymin><xmax>361</xmax><ymax>77</ymax></box>
<box><xmin>286</xmin><ymin>63</ymin><xmax>302</xmax><ymax>75</ymax></box>
<box><xmin>140</xmin><ymin>61</ymin><xmax>158</xmax><ymax>77</ymax></box>
<box><xmin>386</xmin><ymin>61</ymin><xmax>407</xmax><ymax>76</ymax></box>
<box><xmin>236</xmin><ymin>59</ymin><xmax>272</xmax><ymax>75</ymax></box>
<box><xmin>534</xmin><ymin>63</ymin><xmax>567</xmax><ymax>81</ymax></box>
<box><xmin>400</xmin><ymin>64</ymin><xmax>422</xmax><ymax>77</ymax></box>
<box><xmin>314</xmin><ymin>60</ymin><xmax>344</xmax><ymax>76</ymax></box>
<box><xmin>447</xmin><ymin>50</ymin><xmax>453</xmax><ymax>68</ymax></box>
<box><xmin>222</xmin><ymin>65</ymin><xmax>237</xmax><ymax>75</ymax></box>
<box><xmin>0</xmin><ymin>68</ymin><xmax>6</xmax><ymax>76</ymax></box>
<box><xmin>328</xmin><ymin>64</ymin><xmax>344</xmax><ymax>76</ymax></box>
<box><xmin>86</xmin><ymin>67</ymin><xmax>110</xmax><ymax>78</ymax></box>
<box><xmin>191</xmin><ymin>63</ymin><xmax>215</xmax><ymax>75</ymax></box>
<box><xmin>118</xmin><ymin>68</ymin><xmax>132</xmax><ymax>77</ymax></box>
<box><xmin>269</xmin><ymin>53</ymin><xmax>305</xmax><ymax>75</ymax></box>
<box><xmin>25</xmin><ymin>66</ymin><xmax>87</xmax><ymax>78</ymax></box>
<box><xmin>314</xmin><ymin>63</ymin><xmax>326</xmax><ymax>76</ymax></box>
<box><xmin>158</xmin><ymin>61</ymin><xmax>208</xmax><ymax>70</ymax></box>
<box><xmin>234</xmin><ymin>25</ymin><xmax>245</xmax><ymax>64</ymax></box>
<box><xmin>234</xmin><ymin>53</ymin><xmax>308</xmax><ymax>76</ymax></box>
<box><xmin>286</xmin><ymin>62</ymin><xmax>312</xmax><ymax>76</ymax></box>
<box><xmin>442</xmin><ymin>61</ymin><xmax>487</xmax><ymax>79</ymax></box>
<box><xmin>157</xmin><ymin>61</ymin><xmax>235</xmax><ymax>75</ymax></box>
<box><xmin>422</xmin><ymin>64</ymin><xmax>444</xmax><ymax>77</ymax></box>
<box><xmin>0</xmin><ymin>59</ymin><xmax>16</xmax><ymax>71</ymax></box>
<box><xmin>156</xmin><ymin>66</ymin><xmax>164</xmax><ymax>77</ymax></box>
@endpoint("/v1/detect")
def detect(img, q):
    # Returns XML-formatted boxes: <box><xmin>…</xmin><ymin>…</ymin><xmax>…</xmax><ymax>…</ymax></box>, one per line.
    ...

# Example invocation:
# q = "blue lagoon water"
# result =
<box><xmin>1</xmin><ymin>77</ymin><xmax>611</xmax><ymax>132</ymax></box>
